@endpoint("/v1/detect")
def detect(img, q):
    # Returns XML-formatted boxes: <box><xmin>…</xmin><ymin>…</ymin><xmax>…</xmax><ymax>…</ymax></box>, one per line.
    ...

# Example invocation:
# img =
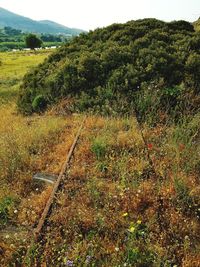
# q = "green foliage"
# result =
<box><xmin>0</xmin><ymin>25</ymin><xmax>66</xmax><ymax>51</ymax></box>
<box><xmin>172</xmin><ymin>178</ymin><xmax>199</xmax><ymax>217</ymax></box>
<box><xmin>4</xmin><ymin>26</ymin><xmax>22</xmax><ymax>35</ymax></box>
<box><xmin>25</xmin><ymin>34</ymin><xmax>42</xmax><ymax>50</ymax></box>
<box><xmin>0</xmin><ymin>196</ymin><xmax>15</xmax><ymax>227</ymax></box>
<box><xmin>18</xmin><ymin>18</ymin><xmax>200</xmax><ymax>122</ymax></box>
<box><xmin>32</xmin><ymin>95</ymin><xmax>47</xmax><ymax>112</ymax></box>
<box><xmin>24</xmin><ymin>243</ymin><xmax>40</xmax><ymax>267</ymax></box>
<box><xmin>167</xmin><ymin>20</ymin><xmax>194</xmax><ymax>32</ymax></box>
<box><xmin>174</xmin><ymin>178</ymin><xmax>191</xmax><ymax>206</ymax></box>
<box><xmin>91</xmin><ymin>138</ymin><xmax>107</xmax><ymax>160</ymax></box>
<box><xmin>124</xmin><ymin>221</ymin><xmax>155</xmax><ymax>266</ymax></box>
<box><xmin>185</xmin><ymin>52</ymin><xmax>200</xmax><ymax>92</ymax></box>
<box><xmin>193</xmin><ymin>18</ymin><xmax>200</xmax><ymax>31</ymax></box>
<box><xmin>0</xmin><ymin>42</ymin><xmax>25</xmax><ymax>51</ymax></box>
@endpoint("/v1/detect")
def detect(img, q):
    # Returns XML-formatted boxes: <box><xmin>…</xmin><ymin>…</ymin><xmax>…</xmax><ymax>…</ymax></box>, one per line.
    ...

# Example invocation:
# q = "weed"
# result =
<box><xmin>24</xmin><ymin>243</ymin><xmax>40</xmax><ymax>267</ymax></box>
<box><xmin>91</xmin><ymin>138</ymin><xmax>107</xmax><ymax>160</ymax></box>
<box><xmin>0</xmin><ymin>196</ymin><xmax>15</xmax><ymax>227</ymax></box>
<box><xmin>124</xmin><ymin>221</ymin><xmax>155</xmax><ymax>266</ymax></box>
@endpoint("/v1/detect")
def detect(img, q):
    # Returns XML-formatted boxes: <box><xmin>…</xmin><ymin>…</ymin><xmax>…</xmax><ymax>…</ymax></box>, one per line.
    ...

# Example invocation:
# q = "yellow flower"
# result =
<box><xmin>129</xmin><ymin>226</ymin><xmax>135</xmax><ymax>233</ymax></box>
<box><xmin>137</xmin><ymin>220</ymin><xmax>142</xmax><ymax>224</ymax></box>
<box><xmin>122</xmin><ymin>212</ymin><xmax>128</xmax><ymax>217</ymax></box>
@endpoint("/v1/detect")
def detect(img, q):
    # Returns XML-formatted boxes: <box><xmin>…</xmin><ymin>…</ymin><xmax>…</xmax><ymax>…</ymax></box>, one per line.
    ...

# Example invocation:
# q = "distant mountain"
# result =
<box><xmin>0</xmin><ymin>7</ymin><xmax>84</xmax><ymax>35</ymax></box>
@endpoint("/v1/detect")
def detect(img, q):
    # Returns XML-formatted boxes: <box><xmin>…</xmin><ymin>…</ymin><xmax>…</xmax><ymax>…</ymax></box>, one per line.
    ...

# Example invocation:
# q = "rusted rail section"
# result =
<box><xmin>33</xmin><ymin>115</ymin><xmax>86</xmax><ymax>241</ymax></box>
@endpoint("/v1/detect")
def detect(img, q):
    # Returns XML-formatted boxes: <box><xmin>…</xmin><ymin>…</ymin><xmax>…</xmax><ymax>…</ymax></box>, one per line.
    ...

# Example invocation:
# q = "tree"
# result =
<box><xmin>4</xmin><ymin>26</ymin><xmax>22</xmax><ymax>36</ymax></box>
<box><xmin>25</xmin><ymin>34</ymin><xmax>42</xmax><ymax>50</ymax></box>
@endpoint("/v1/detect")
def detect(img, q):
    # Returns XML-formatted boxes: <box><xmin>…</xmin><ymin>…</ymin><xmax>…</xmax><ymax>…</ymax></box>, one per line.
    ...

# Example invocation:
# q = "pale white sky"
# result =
<box><xmin>0</xmin><ymin>0</ymin><xmax>200</xmax><ymax>31</ymax></box>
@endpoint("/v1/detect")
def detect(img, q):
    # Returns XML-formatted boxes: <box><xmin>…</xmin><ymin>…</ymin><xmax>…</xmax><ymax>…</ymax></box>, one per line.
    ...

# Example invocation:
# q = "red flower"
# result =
<box><xmin>147</xmin><ymin>143</ymin><xmax>153</xmax><ymax>150</ymax></box>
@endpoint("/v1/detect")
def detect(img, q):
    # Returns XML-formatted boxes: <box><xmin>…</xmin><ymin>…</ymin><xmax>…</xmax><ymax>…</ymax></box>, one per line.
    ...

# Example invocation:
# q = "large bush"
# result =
<box><xmin>18</xmin><ymin>19</ymin><xmax>200</xmax><ymax>120</ymax></box>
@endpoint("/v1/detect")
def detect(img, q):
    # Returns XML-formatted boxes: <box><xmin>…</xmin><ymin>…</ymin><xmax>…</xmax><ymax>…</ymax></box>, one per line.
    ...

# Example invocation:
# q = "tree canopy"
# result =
<box><xmin>25</xmin><ymin>34</ymin><xmax>42</xmax><ymax>50</ymax></box>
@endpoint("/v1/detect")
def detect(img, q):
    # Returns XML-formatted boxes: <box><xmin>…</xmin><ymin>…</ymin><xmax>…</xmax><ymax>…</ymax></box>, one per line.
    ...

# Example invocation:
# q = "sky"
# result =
<box><xmin>0</xmin><ymin>0</ymin><xmax>200</xmax><ymax>31</ymax></box>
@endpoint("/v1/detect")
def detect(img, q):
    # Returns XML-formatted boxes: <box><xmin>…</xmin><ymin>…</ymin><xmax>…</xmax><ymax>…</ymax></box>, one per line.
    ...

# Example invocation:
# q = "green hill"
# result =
<box><xmin>0</xmin><ymin>7</ymin><xmax>84</xmax><ymax>35</ymax></box>
<box><xmin>18</xmin><ymin>18</ymin><xmax>200</xmax><ymax>122</ymax></box>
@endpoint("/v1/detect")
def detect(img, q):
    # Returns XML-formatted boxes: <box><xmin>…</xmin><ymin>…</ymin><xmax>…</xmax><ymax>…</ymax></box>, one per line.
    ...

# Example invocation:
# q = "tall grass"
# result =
<box><xmin>0</xmin><ymin>105</ymin><xmax>66</xmax><ymax>183</ymax></box>
<box><xmin>0</xmin><ymin>50</ymin><xmax>66</xmax><ymax>228</ymax></box>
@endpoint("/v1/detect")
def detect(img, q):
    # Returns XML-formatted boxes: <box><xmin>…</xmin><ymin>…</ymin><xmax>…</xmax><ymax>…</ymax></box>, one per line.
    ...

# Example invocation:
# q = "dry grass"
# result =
<box><xmin>0</xmin><ymin>50</ymin><xmax>75</xmax><ymax>266</ymax></box>
<box><xmin>14</xmin><ymin>115</ymin><xmax>198</xmax><ymax>267</ymax></box>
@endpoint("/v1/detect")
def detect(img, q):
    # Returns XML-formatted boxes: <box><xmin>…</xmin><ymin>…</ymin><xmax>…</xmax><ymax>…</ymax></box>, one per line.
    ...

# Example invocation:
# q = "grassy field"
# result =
<box><xmin>0</xmin><ymin>51</ymin><xmax>200</xmax><ymax>266</ymax></box>
<box><xmin>0</xmin><ymin>50</ymin><xmax>69</xmax><ymax>266</ymax></box>
<box><xmin>20</xmin><ymin>116</ymin><xmax>199</xmax><ymax>267</ymax></box>
<box><xmin>0</xmin><ymin>50</ymin><xmax>50</xmax><ymax>103</ymax></box>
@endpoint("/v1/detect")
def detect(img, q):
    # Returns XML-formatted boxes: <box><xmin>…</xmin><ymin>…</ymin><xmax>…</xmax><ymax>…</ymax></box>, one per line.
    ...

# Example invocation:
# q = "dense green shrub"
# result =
<box><xmin>32</xmin><ymin>95</ymin><xmax>47</xmax><ymax>112</ymax></box>
<box><xmin>18</xmin><ymin>18</ymin><xmax>200</xmax><ymax>121</ymax></box>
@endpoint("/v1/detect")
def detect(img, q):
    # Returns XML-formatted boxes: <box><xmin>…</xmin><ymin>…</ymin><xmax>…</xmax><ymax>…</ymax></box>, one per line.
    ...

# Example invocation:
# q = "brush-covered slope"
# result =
<box><xmin>0</xmin><ymin>7</ymin><xmax>84</xmax><ymax>35</ymax></box>
<box><xmin>18</xmin><ymin>19</ymin><xmax>200</xmax><ymax>119</ymax></box>
<box><xmin>193</xmin><ymin>18</ymin><xmax>200</xmax><ymax>31</ymax></box>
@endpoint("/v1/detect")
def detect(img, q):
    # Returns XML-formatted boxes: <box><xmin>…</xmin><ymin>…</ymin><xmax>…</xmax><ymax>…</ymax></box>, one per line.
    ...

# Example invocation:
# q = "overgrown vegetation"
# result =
<box><xmin>18</xmin><ymin>116</ymin><xmax>199</xmax><ymax>267</ymax></box>
<box><xmin>1</xmin><ymin>19</ymin><xmax>200</xmax><ymax>267</ymax></box>
<box><xmin>18</xmin><ymin>18</ymin><xmax>200</xmax><ymax>122</ymax></box>
<box><xmin>0</xmin><ymin>50</ymin><xmax>70</xmax><ymax>266</ymax></box>
<box><xmin>0</xmin><ymin>26</ymin><xmax>67</xmax><ymax>51</ymax></box>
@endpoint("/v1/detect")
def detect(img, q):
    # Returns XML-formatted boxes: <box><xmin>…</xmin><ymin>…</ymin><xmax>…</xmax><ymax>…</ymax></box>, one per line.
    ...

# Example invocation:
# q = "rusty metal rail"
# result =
<box><xmin>24</xmin><ymin>116</ymin><xmax>86</xmax><ymax>264</ymax></box>
<box><xmin>33</xmin><ymin>115</ymin><xmax>86</xmax><ymax>241</ymax></box>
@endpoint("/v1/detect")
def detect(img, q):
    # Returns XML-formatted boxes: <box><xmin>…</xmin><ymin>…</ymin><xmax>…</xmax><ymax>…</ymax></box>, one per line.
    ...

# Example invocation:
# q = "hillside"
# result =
<box><xmin>0</xmin><ymin>7</ymin><xmax>84</xmax><ymax>35</ymax></box>
<box><xmin>18</xmin><ymin>18</ymin><xmax>200</xmax><ymax>123</ymax></box>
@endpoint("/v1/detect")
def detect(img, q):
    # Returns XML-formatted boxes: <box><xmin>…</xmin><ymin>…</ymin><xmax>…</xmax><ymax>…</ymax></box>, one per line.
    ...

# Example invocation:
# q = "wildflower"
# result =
<box><xmin>14</xmin><ymin>209</ymin><xmax>18</xmax><ymax>214</ymax></box>
<box><xmin>122</xmin><ymin>212</ymin><xmax>128</xmax><ymax>217</ymax></box>
<box><xmin>147</xmin><ymin>143</ymin><xmax>153</xmax><ymax>150</ymax></box>
<box><xmin>85</xmin><ymin>255</ymin><xmax>92</xmax><ymax>264</ymax></box>
<box><xmin>66</xmin><ymin>260</ymin><xmax>74</xmax><ymax>267</ymax></box>
<box><xmin>137</xmin><ymin>220</ymin><xmax>142</xmax><ymax>224</ymax></box>
<box><xmin>129</xmin><ymin>226</ymin><xmax>135</xmax><ymax>233</ymax></box>
<box><xmin>115</xmin><ymin>247</ymin><xmax>119</xmax><ymax>252</ymax></box>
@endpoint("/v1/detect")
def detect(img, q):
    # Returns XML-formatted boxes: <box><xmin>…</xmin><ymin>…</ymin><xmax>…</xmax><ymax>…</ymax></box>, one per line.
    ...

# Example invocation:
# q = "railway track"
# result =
<box><xmin>24</xmin><ymin>116</ymin><xmax>86</xmax><ymax>265</ymax></box>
